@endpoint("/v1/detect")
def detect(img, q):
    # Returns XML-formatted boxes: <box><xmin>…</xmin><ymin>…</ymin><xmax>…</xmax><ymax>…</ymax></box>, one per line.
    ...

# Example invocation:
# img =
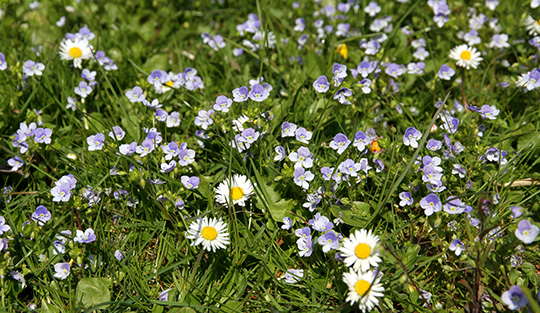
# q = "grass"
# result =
<box><xmin>1</xmin><ymin>0</ymin><xmax>540</xmax><ymax>312</ymax></box>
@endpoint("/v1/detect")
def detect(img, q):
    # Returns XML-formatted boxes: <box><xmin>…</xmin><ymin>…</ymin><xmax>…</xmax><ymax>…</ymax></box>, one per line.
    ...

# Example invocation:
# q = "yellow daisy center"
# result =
<box><xmin>68</xmin><ymin>47</ymin><xmax>83</xmax><ymax>58</ymax></box>
<box><xmin>165</xmin><ymin>81</ymin><xmax>174</xmax><ymax>87</ymax></box>
<box><xmin>355</xmin><ymin>243</ymin><xmax>371</xmax><ymax>259</ymax></box>
<box><xmin>201</xmin><ymin>226</ymin><xmax>217</xmax><ymax>240</ymax></box>
<box><xmin>355</xmin><ymin>279</ymin><xmax>371</xmax><ymax>296</ymax></box>
<box><xmin>460</xmin><ymin>50</ymin><xmax>471</xmax><ymax>60</ymax></box>
<box><xmin>231</xmin><ymin>186</ymin><xmax>244</xmax><ymax>200</ymax></box>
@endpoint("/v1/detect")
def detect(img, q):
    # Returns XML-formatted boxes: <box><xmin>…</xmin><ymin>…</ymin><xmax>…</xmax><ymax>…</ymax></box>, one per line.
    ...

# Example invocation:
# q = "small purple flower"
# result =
<box><xmin>318</xmin><ymin>231</ymin><xmax>340</xmax><ymax>253</ymax></box>
<box><xmin>426</xmin><ymin>139</ymin><xmax>442</xmax><ymax>151</ymax></box>
<box><xmin>295</xmin><ymin>226</ymin><xmax>311</xmax><ymax>239</ymax></box>
<box><xmin>74</xmin><ymin>81</ymin><xmax>92</xmax><ymax>98</ymax></box>
<box><xmin>119</xmin><ymin>141</ymin><xmax>137</xmax><ymax>155</ymax></box>
<box><xmin>114</xmin><ymin>250</ymin><xmax>125</xmax><ymax>261</ymax></box>
<box><xmin>374</xmin><ymin>159</ymin><xmax>384</xmax><ymax>172</ymax></box>
<box><xmin>249</xmin><ymin>83</ymin><xmax>270</xmax><ymax>102</ymax></box>
<box><xmin>148</xmin><ymin>70</ymin><xmax>169</xmax><ymax>88</ymax></box>
<box><xmin>403</xmin><ymin>127</ymin><xmax>422</xmax><ymax>148</ymax></box>
<box><xmin>166</xmin><ymin>112</ymin><xmax>180</xmax><ymax>128</ymax></box>
<box><xmin>232</xmin><ymin>86</ymin><xmax>249</xmax><ymax>102</ymax></box>
<box><xmin>289</xmin><ymin>146</ymin><xmax>314</xmax><ymax>169</ymax></box>
<box><xmin>358</xmin><ymin>78</ymin><xmax>372</xmax><ymax>94</ymax></box>
<box><xmin>281</xmin><ymin>122</ymin><xmax>298</xmax><ymax>137</ymax></box>
<box><xmin>365</xmin><ymin>1</ymin><xmax>381</xmax><ymax>16</ymax></box>
<box><xmin>81</xmin><ymin>68</ymin><xmax>96</xmax><ymax>81</ymax></box>
<box><xmin>177</xmin><ymin>146</ymin><xmax>196</xmax><ymax>166</ymax></box>
<box><xmin>33</xmin><ymin>128</ymin><xmax>52</xmax><ymax>144</ymax></box>
<box><xmin>479</xmin><ymin>105</ymin><xmax>500</xmax><ymax>120</ymax></box>
<box><xmin>332</xmin><ymin>63</ymin><xmax>348</xmax><ymax>79</ymax></box>
<box><xmin>437</xmin><ymin>64</ymin><xmax>455</xmax><ymax>80</ymax></box>
<box><xmin>293</xmin><ymin>167</ymin><xmax>314</xmax><ymax>190</ymax></box>
<box><xmin>155</xmin><ymin>109</ymin><xmax>168</xmax><ymax>122</ymax></box>
<box><xmin>194</xmin><ymin>109</ymin><xmax>214</xmax><ymax>130</ymax></box>
<box><xmin>295</xmin><ymin>127</ymin><xmax>312</xmax><ymax>144</ymax></box>
<box><xmin>309</xmin><ymin>213</ymin><xmax>333</xmax><ymax>232</ymax></box>
<box><xmin>158</xmin><ymin>289</ymin><xmax>172</xmax><ymax>301</ymax></box>
<box><xmin>0</xmin><ymin>52</ymin><xmax>7</xmax><ymax>71</ymax></box>
<box><xmin>313</xmin><ymin>75</ymin><xmax>329</xmax><ymax>93</ymax></box>
<box><xmin>31</xmin><ymin>205</ymin><xmax>51</xmax><ymax>225</ymax></box>
<box><xmin>365</xmin><ymin>40</ymin><xmax>381</xmax><ymax>55</ymax></box>
<box><xmin>420</xmin><ymin>193</ymin><xmax>442</xmax><ymax>216</ymax></box>
<box><xmin>281</xmin><ymin>217</ymin><xmax>293</xmax><ymax>230</ymax></box>
<box><xmin>77</xmin><ymin>26</ymin><xmax>95</xmax><ymax>40</ymax></box>
<box><xmin>0</xmin><ymin>216</ymin><xmax>11</xmax><ymax>235</ymax></box>
<box><xmin>274</xmin><ymin>145</ymin><xmax>286</xmax><ymax>161</ymax></box>
<box><xmin>440</xmin><ymin>115</ymin><xmax>460</xmax><ymax>134</ymax></box>
<box><xmin>333</xmin><ymin>87</ymin><xmax>352</xmax><ymax>105</ymax></box>
<box><xmin>74</xmin><ymin>228</ymin><xmax>96</xmax><ymax>243</ymax></box>
<box><xmin>321</xmin><ymin>167</ymin><xmax>333</xmax><ymax>181</ymax></box>
<box><xmin>53</xmin><ymin>262</ymin><xmax>70</xmax><ymax>280</ymax></box>
<box><xmin>87</xmin><ymin>133</ymin><xmax>105</xmax><ymax>151</ymax></box>
<box><xmin>126</xmin><ymin>86</ymin><xmax>145</xmax><ymax>103</ymax></box>
<box><xmin>443</xmin><ymin>197</ymin><xmax>468</xmax><ymax>214</ymax></box>
<box><xmin>22</xmin><ymin>60</ymin><xmax>45</xmax><ymax>76</ymax></box>
<box><xmin>501</xmin><ymin>286</ymin><xmax>529</xmax><ymax>310</ymax></box>
<box><xmin>181</xmin><ymin>176</ymin><xmax>200</xmax><ymax>189</ymax></box>
<box><xmin>160</xmin><ymin>160</ymin><xmax>176</xmax><ymax>173</ymax></box>
<box><xmin>233</xmin><ymin>48</ymin><xmax>244</xmax><ymax>56</ymax></box>
<box><xmin>338</xmin><ymin>159</ymin><xmax>360</xmax><ymax>177</ymax></box>
<box><xmin>283</xmin><ymin>269</ymin><xmax>304</xmax><ymax>283</ymax></box>
<box><xmin>399</xmin><ymin>192</ymin><xmax>414</xmax><ymax>207</ymax></box>
<box><xmin>452</xmin><ymin>164</ymin><xmax>467</xmax><ymax>178</ymax></box>
<box><xmin>329</xmin><ymin>133</ymin><xmax>351</xmax><ymax>155</ymax></box>
<box><xmin>51</xmin><ymin>183</ymin><xmax>73</xmax><ymax>202</ymax></box>
<box><xmin>8</xmin><ymin>156</ymin><xmax>23</xmax><ymax>171</ymax></box>
<box><xmin>214</xmin><ymin>95</ymin><xmax>233</xmax><ymax>112</ymax></box>
<box><xmin>353</xmin><ymin>130</ymin><xmax>371</xmax><ymax>152</ymax></box>
<box><xmin>510</xmin><ymin>206</ymin><xmax>524</xmax><ymax>219</ymax></box>
<box><xmin>355</xmin><ymin>61</ymin><xmax>374</xmax><ymax>78</ymax></box>
<box><xmin>407</xmin><ymin>62</ymin><xmax>425</xmax><ymax>74</ymax></box>
<box><xmin>449</xmin><ymin>239</ymin><xmax>465</xmax><ymax>256</ymax></box>
<box><xmin>240</xmin><ymin>128</ymin><xmax>260</xmax><ymax>144</ymax></box>
<box><xmin>297</xmin><ymin>236</ymin><xmax>313</xmax><ymax>257</ymax></box>
<box><xmin>136</xmin><ymin>139</ymin><xmax>155</xmax><ymax>157</ymax></box>
<box><xmin>108</xmin><ymin>126</ymin><xmax>125</xmax><ymax>141</ymax></box>
<box><xmin>385</xmin><ymin>63</ymin><xmax>405</xmax><ymax>78</ymax></box>
<box><xmin>515</xmin><ymin>219</ymin><xmax>539</xmax><ymax>244</ymax></box>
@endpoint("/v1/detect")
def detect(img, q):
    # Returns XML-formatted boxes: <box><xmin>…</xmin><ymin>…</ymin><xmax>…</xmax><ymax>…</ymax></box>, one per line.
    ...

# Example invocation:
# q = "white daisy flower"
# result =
<box><xmin>339</xmin><ymin>229</ymin><xmax>382</xmax><ymax>272</ymax></box>
<box><xmin>186</xmin><ymin>216</ymin><xmax>230</xmax><ymax>252</ymax></box>
<box><xmin>343</xmin><ymin>269</ymin><xmax>385</xmax><ymax>312</ymax></box>
<box><xmin>215</xmin><ymin>174</ymin><xmax>255</xmax><ymax>207</ymax></box>
<box><xmin>59</xmin><ymin>38</ymin><xmax>93</xmax><ymax>68</ymax></box>
<box><xmin>524</xmin><ymin>16</ymin><xmax>540</xmax><ymax>35</ymax></box>
<box><xmin>449</xmin><ymin>44</ymin><xmax>483</xmax><ymax>70</ymax></box>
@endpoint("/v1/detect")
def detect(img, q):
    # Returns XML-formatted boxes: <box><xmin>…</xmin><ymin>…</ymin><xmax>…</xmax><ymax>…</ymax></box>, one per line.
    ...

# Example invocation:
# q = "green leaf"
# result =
<box><xmin>268</xmin><ymin>198</ymin><xmax>294</xmax><ymax>222</ymax></box>
<box><xmin>143</xmin><ymin>54</ymin><xmax>169</xmax><ymax>73</ymax></box>
<box><xmin>402</xmin><ymin>245</ymin><xmax>421</xmax><ymax>268</ymax></box>
<box><xmin>75</xmin><ymin>278</ymin><xmax>111</xmax><ymax>309</ymax></box>
<box><xmin>329</xmin><ymin>202</ymin><xmax>371</xmax><ymax>227</ymax></box>
<box><xmin>169</xmin><ymin>308</ymin><xmax>197</xmax><ymax>313</ymax></box>
<box><xmin>41</xmin><ymin>300</ymin><xmax>60</xmax><ymax>313</ymax></box>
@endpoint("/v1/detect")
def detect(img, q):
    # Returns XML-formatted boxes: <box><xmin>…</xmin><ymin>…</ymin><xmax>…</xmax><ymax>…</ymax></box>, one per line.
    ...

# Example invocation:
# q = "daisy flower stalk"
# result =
<box><xmin>186</xmin><ymin>216</ymin><xmax>230</xmax><ymax>252</ymax></box>
<box><xmin>59</xmin><ymin>38</ymin><xmax>93</xmax><ymax>68</ymax></box>
<box><xmin>215</xmin><ymin>174</ymin><xmax>255</xmax><ymax>207</ymax></box>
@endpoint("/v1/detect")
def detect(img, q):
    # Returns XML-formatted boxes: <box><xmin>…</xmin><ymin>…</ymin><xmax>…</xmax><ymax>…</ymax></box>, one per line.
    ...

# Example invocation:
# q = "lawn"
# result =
<box><xmin>1</xmin><ymin>0</ymin><xmax>540</xmax><ymax>312</ymax></box>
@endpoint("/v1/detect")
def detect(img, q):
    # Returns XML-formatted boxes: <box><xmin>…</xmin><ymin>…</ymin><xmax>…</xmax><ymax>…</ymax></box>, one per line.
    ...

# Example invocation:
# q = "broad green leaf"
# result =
<box><xmin>75</xmin><ymin>278</ymin><xmax>111</xmax><ymax>309</ymax></box>
<box><xmin>268</xmin><ymin>198</ymin><xmax>294</xmax><ymax>222</ymax></box>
